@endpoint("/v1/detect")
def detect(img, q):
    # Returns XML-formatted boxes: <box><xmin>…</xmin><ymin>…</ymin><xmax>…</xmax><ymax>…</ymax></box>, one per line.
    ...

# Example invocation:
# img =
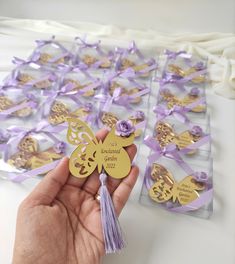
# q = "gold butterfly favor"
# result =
<box><xmin>101</xmin><ymin>111</ymin><xmax>145</xmax><ymax>138</ymax></box>
<box><xmin>64</xmin><ymin>79</ymin><xmax>95</xmax><ymax>97</ymax></box>
<box><xmin>149</xmin><ymin>163</ymin><xmax>205</xmax><ymax>205</ymax></box>
<box><xmin>155</xmin><ymin>121</ymin><xmax>202</xmax><ymax>154</ymax></box>
<box><xmin>82</xmin><ymin>54</ymin><xmax>111</xmax><ymax>68</ymax></box>
<box><xmin>168</xmin><ymin>64</ymin><xmax>206</xmax><ymax>83</ymax></box>
<box><xmin>0</xmin><ymin>95</ymin><xmax>33</xmax><ymax>117</ymax></box>
<box><xmin>7</xmin><ymin>136</ymin><xmax>64</xmax><ymax>170</ymax></box>
<box><xmin>39</xmin><ymin>53</ymin><xmax>65</xmax><ymax>64</ymax></box>
<box><xmin>109</xmin><ymin>82</ymin><xmax>142</xmax><ymax>104</ymax></box>
<box><xmin>67</xmin><ymin>118</ymin><xmax>134</xmax><ymax>179</ymax></box>
<box><xmin>17</xmin><ymin>73</ymin><xmax>52</xmax><ymax>89</ymax></box>
<box><xmin>48</xmin><ymin>101</ymin><xmax>91</xmax><ymax>125</ymax></box>
<box><xmin>120</xmin><ymin>58</ymin><xmax>150</xmax><ymax>77</ymax></box>
<box><xmin>160</xmin><ymin>89</ymin><xmax>206</xmax><ymax>113</ymax></box>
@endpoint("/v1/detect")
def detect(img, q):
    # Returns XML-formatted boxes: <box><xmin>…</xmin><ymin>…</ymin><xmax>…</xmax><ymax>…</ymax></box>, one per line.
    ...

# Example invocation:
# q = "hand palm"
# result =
<box><xmin>13</xmin><ymin>130</ymin><xmax>138</xmax><ymax>264</ymax></box>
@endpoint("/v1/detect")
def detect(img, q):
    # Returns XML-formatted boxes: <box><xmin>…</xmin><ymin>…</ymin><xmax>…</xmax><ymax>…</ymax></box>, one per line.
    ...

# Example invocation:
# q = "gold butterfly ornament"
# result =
<box><xmin>67</xmin><ymin>118</ymin><xmax>135</xmax><ymax>179</ymax></box>
<box><xmin>160</xmin><ymin>87</ymin><xmax>206</xmax><ymax>113</ymax></box>
<box><xmin>149</xmin><ymin>163</ymin><xmax>206</xmax><ymax>205</ymax></box>
<box><xmin>155</xmin><ymin>121</ymin><xmax>204</xmax><ymax>154</ymax></box>
<box><xmin>7</xmin><ymin>136</ymin><xmax>65</xmax><ymax>171</ymax></box>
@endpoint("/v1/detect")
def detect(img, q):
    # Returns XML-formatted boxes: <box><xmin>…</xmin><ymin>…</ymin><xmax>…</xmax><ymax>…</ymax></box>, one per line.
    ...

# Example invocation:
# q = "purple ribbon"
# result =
<box><xmin>154</xmin><ymin>105</ymin><xmax>190</xmax><ymax>124</ymax></box>
<box><xmin>153</xmin><ymin>97</ymin><xmax>206</xmax><ymax>124</ymax></box>
<box><xmin>169</xmin><ymin>189</ymin><xmax>213</xmax><ymax>213</ymax></box>
<box><xmin>12</xmin><ymin>56</ymin><xmax>41</xmax><ymax>68</ymax></box>
<box><xmin>6</xmin><ymin>121</ymin><xmax>64</xmax><ymax>158</ymax></box>
<box><xmin>144</xmin><ymin>136</ymin><xmax>195</xmax><ymax>175</ymax></box>
<box><xmin>97</xmin><ymin>87</ymin><xmax>138</xmax><ymax>112</ymax></box>
<box><xmin>164</xmin><ymin>50</ymin><xmax>192</xmax><ymax>60</ymax></box>
<box><xmin>0</xmin><ymin>100</ymin><xmax>37</xmax><ymax>120</ymax></box>
<box><xmin>8</xmin><ymin>159</ymin><xmax>61</xmax><ymax>183</ymax></box>
<box><xmin>162</xmin><ymin>68</ymin><xmax>207</xmax><ymax>85</ymax></box>
<box><xmin>42</xmin><ymin>83</ymin><xmax>80</xmax><ymax>116</ymax></box>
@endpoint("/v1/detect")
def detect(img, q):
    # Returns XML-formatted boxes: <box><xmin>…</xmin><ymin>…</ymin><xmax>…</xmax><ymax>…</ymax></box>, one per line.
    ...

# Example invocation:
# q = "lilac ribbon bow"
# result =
<box><xmin>12</xmin><ymin>56</ymin><xmax>41</xmax><ymax>68</ymax></box>
<box><xmin>144</xmin><ymin>136</ymin><xmax>179</xmax><ymax>162</ymax></box>
<box><xmin>127</xmin><ymin>41</ymin><xmax>144</xmax><ymax>59</ymax></box>
<box><xmin>6</xmin><ymin>121</ymin><xmax>64</xmax><ymax>160</ymax></box>
<box><xmin>153</xmin><ymin>96</ymin><xmax>206</xmax><ymax>124</ymax></box>
<box><xmin>154</xmin><ymin>105</ymin><xmax>190</xmax><ymax>124</ymax></box>
<box><xmin>164</xmin><ymin>49</ymin><xmax>192</xmax><ymax>60</ymax></box>
<box><xmin>96</xmin><ymin>87</ymin><xmax>132</xmax><ymax>112</ymax></box>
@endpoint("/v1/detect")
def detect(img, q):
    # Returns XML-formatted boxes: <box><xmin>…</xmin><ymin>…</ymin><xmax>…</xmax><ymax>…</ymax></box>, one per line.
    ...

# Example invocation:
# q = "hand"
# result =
<box><xmin>13</xmin><ymin>129</ymin><xmax>139</xmax><ymax>264</ymax></box>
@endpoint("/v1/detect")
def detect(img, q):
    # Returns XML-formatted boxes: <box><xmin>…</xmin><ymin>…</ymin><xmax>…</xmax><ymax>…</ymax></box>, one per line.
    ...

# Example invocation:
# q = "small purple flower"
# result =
<box><xmin>115</xmin><ymin>120</ymin><xmax>135</xmax><ymax>137</ymax></box>
<box><xmin>134</xmin><ymin>111</ymin><xmax>145</xmax><ymax>121</ymax></box>
<box><xmin>54</xmin><ymin>141</ymin><xmax>66</xmax><ymax>154</ymax></box>
<box><xmin>193</xmin><ymin>171</ymin><xmax>208</xmax><ymax>183</ymax></box>
<box><xmin>190</xmin><ymin>126</ymin><xmax>203</xmax><ymax>137</ymax></box>
<box><xmin>84</xmin><ymin>103</ymin><xmax>93</xmax><ymax>112</ymax></box>
<box><xmin>189</xmin><ymin>87</ymin><xmax>200</xmax><ymax>97</ymax></box>
<box><xmin>194</xmin><ymin>62</ymin><xmax>205</xmax><ymax>71</ymax></box>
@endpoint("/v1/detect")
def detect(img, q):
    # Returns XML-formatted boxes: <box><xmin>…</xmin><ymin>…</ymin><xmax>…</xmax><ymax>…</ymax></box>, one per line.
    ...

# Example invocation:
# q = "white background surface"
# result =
<box><xmin>0</xmin><ymin>0</ymin><xmax>234</xmax><ymax>33</ymax></box>
<box><xmin>0</xmin><ymin>5</ymin><xmax>234</xmax><ymax>264</ymax></box>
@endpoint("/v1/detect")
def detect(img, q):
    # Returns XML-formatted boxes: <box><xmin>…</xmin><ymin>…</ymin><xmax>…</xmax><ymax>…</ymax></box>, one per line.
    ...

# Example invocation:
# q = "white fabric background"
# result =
<box><xmin>0</xmin><ymin>17</ymin><xmax>234</xmax><ymax>264</ymax></box>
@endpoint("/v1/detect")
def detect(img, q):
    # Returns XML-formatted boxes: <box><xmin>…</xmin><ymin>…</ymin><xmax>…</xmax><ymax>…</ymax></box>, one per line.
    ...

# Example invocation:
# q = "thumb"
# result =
<box><xmin>25</xmin><ymin>157</ymin><xmax>70</xmax><ymax>206</ymax></box>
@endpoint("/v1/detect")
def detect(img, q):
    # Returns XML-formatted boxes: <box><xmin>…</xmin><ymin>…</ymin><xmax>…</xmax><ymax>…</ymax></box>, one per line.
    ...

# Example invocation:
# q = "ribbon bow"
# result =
<box><xmin>12</xmin><ymin>56</ymin><xmax>41</xmax><ymax>68</ymax></box>
<box><xmin>164</xmin><ymin>49</ymin><xmax>192</xmax><ymax>60</ymax></box>
<box><xmin>153</xmin><ymin>105</ymin><xmax>190</xmax><ymax>124</ymax></box>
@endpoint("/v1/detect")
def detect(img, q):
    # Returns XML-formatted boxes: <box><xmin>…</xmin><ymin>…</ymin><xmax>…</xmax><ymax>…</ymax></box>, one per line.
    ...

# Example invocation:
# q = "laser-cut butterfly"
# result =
<box><xmin>8</xmin><ymin>136</ymin><xmax>64</xmax><ymax>170</ymax></box>
<box><xmin>67</xmin><ymin>118</ymin><xmax>134</xmax><ymax>179</ymax></box>
<box><xmin>149</xmin><ymin>163</ymin><xmax>205</xmax><ymax>205</ymax></box>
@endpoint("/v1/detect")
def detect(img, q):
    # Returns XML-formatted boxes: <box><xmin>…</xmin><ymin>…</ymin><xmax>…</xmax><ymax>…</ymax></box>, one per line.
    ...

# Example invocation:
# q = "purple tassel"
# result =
<box><xmin>99</xmin><ymin>173</ymin><xmax>125</xmax><ymax>254</ymax></box>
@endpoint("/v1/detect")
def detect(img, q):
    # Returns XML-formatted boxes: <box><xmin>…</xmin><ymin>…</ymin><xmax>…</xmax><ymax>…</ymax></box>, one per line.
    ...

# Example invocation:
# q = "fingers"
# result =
<box><xmin>112</xmin><ymin>165</ymin><xmax>139</xmax><ymax>216</ymax></box>
<box><xmin>67</xmin><ymin>129</ymin><xmax>109</xmax><ymax>189</ymax></box>
<box><xmin>25</xmin><ymin>157</ymin><xmax>70</xmax><ymax>206</ymax></box>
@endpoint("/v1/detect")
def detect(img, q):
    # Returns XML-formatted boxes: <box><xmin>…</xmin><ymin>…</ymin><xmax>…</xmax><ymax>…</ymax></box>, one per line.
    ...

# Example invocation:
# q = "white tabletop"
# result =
<box><xmin>0</xmin><ymin>19</ymin><xmax>235</xmax><ymax>264</ymax></box>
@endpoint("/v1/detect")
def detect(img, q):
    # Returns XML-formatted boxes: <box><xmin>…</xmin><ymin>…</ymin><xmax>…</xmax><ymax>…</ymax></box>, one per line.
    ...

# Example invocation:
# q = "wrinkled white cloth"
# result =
<box><xmin>0</xmin><ymin>17</ymin><xmax>234</xmax><ymax>99</ymax></box>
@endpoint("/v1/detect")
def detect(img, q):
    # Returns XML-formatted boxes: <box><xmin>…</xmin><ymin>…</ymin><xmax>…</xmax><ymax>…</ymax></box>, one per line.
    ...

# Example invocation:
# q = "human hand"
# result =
<box><xmin>13</xmin><ymin>129</ymin><xmax>139</xmax><ymax>264</ymax></box>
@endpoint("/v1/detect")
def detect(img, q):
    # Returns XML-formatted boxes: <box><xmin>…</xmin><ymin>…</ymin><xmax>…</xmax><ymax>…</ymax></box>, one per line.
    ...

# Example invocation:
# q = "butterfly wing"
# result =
<box><xmin>149</xmin><ymin>163</ymin><xmax>175</xmax><ymax>203</ymax></box>
<box><xmin>173</xmin><ymin>130</ymin><xmax>196</xmax><ymax>154</ymax></box>
<box><xmin>155</xmin><ymin>121</ymin><xmax>175</xmax><ymax>147</ymax></box>
<box><xmin>67</xmin><ymin>118</ymin><xmax>98</xmax><ymax>178</ymax></box>
<box><xmin>149</xmin><ymin>179</ymin><xmax>174</xmax><ymax>203</ymax></box>
<box><xmin>99</xmin><ymin>128</ymin><xmax>135</xmax><ymax>179</ymax></box>
<box><xmin>69</xmin><ymin>142</ymin><xmax>98</xmax><ymax>178</ymax></box>
<box><xmin>67</xmin><ymin>118</ymin><xmax>97</xmax><ymax>146</ymax></box>
<box><xmin>101</xmin><ymin>112</ymin><xmax>119</xmax><ymax>129</ymax></box>
<box><xmin>174</xmin><ymin>176</ymin><xmax>205</xmax><ymax>205</ymax></box>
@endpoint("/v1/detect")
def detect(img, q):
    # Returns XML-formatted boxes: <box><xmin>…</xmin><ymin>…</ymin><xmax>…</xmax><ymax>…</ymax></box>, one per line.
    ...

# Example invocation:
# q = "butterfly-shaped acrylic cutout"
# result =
<box><xmin>7</xmin><ymin>136</ymin><xmax>64</xmax><ymax>170</ymax></box>
<box><xmin>0</xmin><ymin>95</ymin><xmax>33</xmax><ymax>117</ymax></box>
<box><xmin>109</xmin><ymin>81</ymin><xmax>142</xmax><ymax>104</ymax></box>
<box><xmin>67</xmin><ymin>118</ymin><xmax>134</xmax><ymax>179</ymax></box>
<box><xmin>48</xmin><ymin>101</ymin><xmax>91</xmax><ymax>125</ymax></box>
<box><xmin>101</xmin><ymin>111</ymin><xmax>144</xmax><ymax>138</ymax></box>
<box><xmin>82</xmin><ymin>54</ymin><xmax>111</xmax><ymax>68</ymax></box>
<box><xmin>160</xmin><ymin>89</ymin><xmax>205</xmax><ymax>113</ymax></box>
<box><xmin>120</xmin><ymin>58</ymin><xmax>150</xmax><ymax>77</ymax></box>
<box><xmin>149</xmin><ymin>163</ymin><xmax>205</xmax><ymax>205</ymax></box>
<box><xmin>155</xmin><ymin>121</ymin><xmax>201</xmax><ymax>154</ymax></box>
<box><xmin>64</xmin><ymin>79</ymin><xmax>95</xmax><ymax>97</ymax></box>
<box><xmin>17</xmin><ymin>73</ymin><xmax>52</xmax><ymax>89</ymax></box>
<box><xmin>168</xmin><ymin>64</ymin><xmax>206</xmax><ymax>83</ymax></box>
<box><xmin>39</xmin><ymin>53</ymin><xmax>65</xmax><ymax>65</ymax></box>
